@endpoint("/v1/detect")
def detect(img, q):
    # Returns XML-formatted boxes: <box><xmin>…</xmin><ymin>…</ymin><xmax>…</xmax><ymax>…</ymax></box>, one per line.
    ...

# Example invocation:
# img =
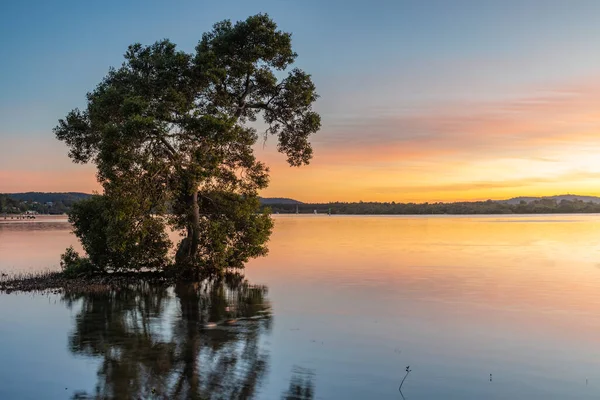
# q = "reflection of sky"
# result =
<box><xmin>0</xmin><ymin>294</ymin><xmax>99</xmax><ymax>399</ymax></box>
<box><xmin>3</xmin><ymin>216</ymin><xmax>600</xmax><ymax>398</ymax></box>
<box><xmin>248</xmin><ymin>215</ymin><xmax>600</xmax><ymax>399</ymax></box>
<box><xmin>0</xmin><ymin>220</ymin><xmax>82</xmax><ymax>272</ymax></box>
<box><xmin>5</xmin><ymin>1</ymin><xmax>600</xmax><ymax>200</ymax></box>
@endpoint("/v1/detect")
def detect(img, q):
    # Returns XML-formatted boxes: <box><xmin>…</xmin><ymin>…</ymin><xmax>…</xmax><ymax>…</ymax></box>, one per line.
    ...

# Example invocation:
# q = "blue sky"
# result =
<box><xmin>4</xmin><ymin>1</ymin><xmax>600</xmax><ymax>200</ymax></box>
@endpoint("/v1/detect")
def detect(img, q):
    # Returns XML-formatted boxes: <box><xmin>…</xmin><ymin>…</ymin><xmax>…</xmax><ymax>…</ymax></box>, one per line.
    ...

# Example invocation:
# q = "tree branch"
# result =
<box><xmin>246</xmin><ymin>81</ymin><xmax>285</xmax><ymax>111</ymax></box>
<box><xmin>235</xmin><ymin>73</ymin><xmax>253</xmax><ymax>118</ymax></box>
<box><xmin>157</xmin><ymin>136</ymin><xmax>178</xmax><ymax>159</ymax></box>
<box><xmin>245</xmin><ymin>102</ymin><xmax>267</xmax><ymax>109</ymax></box>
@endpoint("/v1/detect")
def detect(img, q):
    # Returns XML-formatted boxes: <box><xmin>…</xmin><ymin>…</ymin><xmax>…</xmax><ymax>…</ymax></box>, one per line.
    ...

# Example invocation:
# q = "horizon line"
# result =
<box><xmin>2</xmin><ymin>191</ymin><xmax>600</xmax><ymax>204</ymax></box>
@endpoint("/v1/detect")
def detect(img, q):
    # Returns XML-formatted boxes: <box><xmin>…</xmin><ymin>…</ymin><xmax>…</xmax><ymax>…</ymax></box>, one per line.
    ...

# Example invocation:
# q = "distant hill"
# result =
<box><xmin>501</xmin><ymin>194</ymin><xmax>600</xmax><ymax>204</ymax></box>
<box><xmin>6</xmin><ymin>192</ymin><xmax>92</xmax><ymax>204</ymax></box>
<box><xmin>5</xmin><ymin>192</ymin><xmax>301</xmax><ymax>205</ymax></box>
<box><xmin>6</xmin><ymin>192</ymin><xmax>600</xmax><ymax>215</ymax></box>
<box><xmin>259</xmin><ymin>197</ymin><xmax>303</xmax><ymax>205</ymax></box>
<box><xmin>6</xmin><ymin>192</ymin><xmax>600</xmax><ymax>207</ymax></box>
<box><xmin>0</xmin><ymin>192</ymin><xmax>93</xmax><ymax>215</ymax></box>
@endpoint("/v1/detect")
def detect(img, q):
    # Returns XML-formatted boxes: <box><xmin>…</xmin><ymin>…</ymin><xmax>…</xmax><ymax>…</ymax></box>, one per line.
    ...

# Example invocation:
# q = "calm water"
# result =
<box><xmin>2</xmin><ymin>215</ymin><xmax>600</xmax><ymax>399</ymax></box>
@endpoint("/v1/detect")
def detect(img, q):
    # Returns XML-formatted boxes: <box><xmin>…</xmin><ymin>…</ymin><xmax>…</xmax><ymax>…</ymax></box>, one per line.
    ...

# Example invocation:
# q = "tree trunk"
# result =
<box><xmin>176</xmin><ymin>188</ymin><xmax>201</xmax><ymax>269</ymax></box>
<box><xmin>188</xmin><ymin>190</ymin><xmax>200</xmax><ymax>260</ymax></box>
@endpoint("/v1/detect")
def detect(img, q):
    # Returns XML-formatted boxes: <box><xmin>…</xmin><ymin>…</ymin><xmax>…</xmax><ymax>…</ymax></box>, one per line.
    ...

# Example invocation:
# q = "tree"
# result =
<box><xmin>55</xmin><ymin>14</ymin><xmax>320</xmax><ymax>274</ymax></box>
<box><xmin>67</xmin><ymin>195</ymin><xmax>171</xmax><ymax>273</ymax></box>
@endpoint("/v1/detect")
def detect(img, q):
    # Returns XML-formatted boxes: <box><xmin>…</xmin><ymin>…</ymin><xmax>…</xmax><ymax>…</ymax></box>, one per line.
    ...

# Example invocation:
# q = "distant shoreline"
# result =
<box><xmin>270</xmin><ymin>212</ymin><xmax>600</xmax><ymax>216</ymax></box>
<box><xmin>4</xmin><ymin>212</ymin><xmax>600</xmax><ymax>221</ymax></box>
<box><xmin>5</xmin><ymin>192</ymin><xmax>600</xmax><ymax>216</ymax></box>
<box><xmin>0</xmin><ymin>214</ymin><xmax>68</xmax><ymax>223</ymax></box>
<box><xmin>264</xmin><ymin>198</ymin><xmax>600</xmax><ymax>215</ymax></box>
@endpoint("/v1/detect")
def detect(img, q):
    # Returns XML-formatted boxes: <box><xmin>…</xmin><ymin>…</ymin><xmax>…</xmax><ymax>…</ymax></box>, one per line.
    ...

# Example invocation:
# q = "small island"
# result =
<box><xmin>1</xmin><ymin>13</ymin><xmax>321</xmax><ymax>292</ymax></box>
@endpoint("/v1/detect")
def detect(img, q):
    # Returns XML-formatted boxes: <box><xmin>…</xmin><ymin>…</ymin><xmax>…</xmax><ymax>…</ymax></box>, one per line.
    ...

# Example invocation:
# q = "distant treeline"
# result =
<box><xmin>0</xmin><ymin>192</ymin><xmax>91</xmax><ymax>215</ymax></box>
<box><xmin>262</xmin><ymin>198</ymin><xmax>600</xmax><ymax>215</ymax></box>
<box><xmin>5</xmin><ymin>193</ymin><xmax>600</xmax><ymax>215</ymax></box>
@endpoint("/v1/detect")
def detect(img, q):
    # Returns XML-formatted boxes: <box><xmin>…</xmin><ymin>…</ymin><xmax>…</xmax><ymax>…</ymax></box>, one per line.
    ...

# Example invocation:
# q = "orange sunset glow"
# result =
<box><xmin>257</xmin><ymin>79</ymin><xmax>600</xmax><ymax>202</ymax></box>
<box><xmin>7</xmin><ymin>3</ymin><xmax>600</xmax><ymax>399</ymax></box>
<box><xmin>5</xmin><ymin>2</ymin><xmax>600</xmax><ymax>203</ymax></box>
<box><xmin>7</xmin><ymin>77</ymin><xmax>600</xmax><ymax>202</ymax></box>
<box><xmin>2</xmin><ymin>82</ymin><xmax>600</xmax><ymax>203</ymax></box>
<box><xmin>246</xmin><ymin>215</ymin><xmax>600</xmax><ymax>342</ymax></box>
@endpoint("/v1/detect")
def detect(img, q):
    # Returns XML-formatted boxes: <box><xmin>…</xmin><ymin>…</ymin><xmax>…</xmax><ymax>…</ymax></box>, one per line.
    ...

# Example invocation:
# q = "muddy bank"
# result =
<box><xmin>0</xmin><ymin>271</ymin><xmax>176</xmax><ymax>294</ymax></box>
<box><xmin>0</xmin><ymin>269</ymin><xmax>244</xmax><ymax>294</ymax></box>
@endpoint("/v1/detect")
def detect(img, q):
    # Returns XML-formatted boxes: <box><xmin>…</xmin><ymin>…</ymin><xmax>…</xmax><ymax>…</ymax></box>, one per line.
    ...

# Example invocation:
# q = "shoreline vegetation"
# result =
<box><xmin>0</xmin><ymin>271</ymin><xmax>169</xmax><ymax>294</ymax></box>
<box><xmin>0</xmin><ymin>269</ymin><xmax>243</xmax><ymax>294</ymax></box>
<box><xmin>5</xmin><ymin>198</ymin><xmax>600</xmax><ymax>218</ymax></box>
<box><xmin>264</xmin><ymin>198</ymin><xmax>600</xmax><ymax>215</ymax></box>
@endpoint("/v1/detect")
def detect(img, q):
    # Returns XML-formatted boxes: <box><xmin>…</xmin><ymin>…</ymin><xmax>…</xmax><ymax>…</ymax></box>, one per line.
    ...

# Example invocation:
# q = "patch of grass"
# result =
<box><xmin>0</xmin><ymin>270</ymin><xmax>64</xmax><ymax>294</ymax></box>
<box><xmin>0</xmin><ymin>262</ymin><xmax>246</xmax><ymax>294</ymax></box>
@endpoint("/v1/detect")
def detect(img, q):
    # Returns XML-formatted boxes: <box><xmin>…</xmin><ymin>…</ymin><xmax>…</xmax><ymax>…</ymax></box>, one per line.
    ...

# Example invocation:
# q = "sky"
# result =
<box><xmin>4</xmin><ymin>1</ymin><xmax>600</xmax><ymax>202</ymax></box>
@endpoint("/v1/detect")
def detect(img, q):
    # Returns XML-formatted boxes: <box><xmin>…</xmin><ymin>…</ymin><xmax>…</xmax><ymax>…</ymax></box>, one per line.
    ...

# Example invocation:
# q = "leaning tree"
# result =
<box><xmin>55</xmin><ymin>14</ymin><xmax>320</xmax><ymax>274</ymax></box>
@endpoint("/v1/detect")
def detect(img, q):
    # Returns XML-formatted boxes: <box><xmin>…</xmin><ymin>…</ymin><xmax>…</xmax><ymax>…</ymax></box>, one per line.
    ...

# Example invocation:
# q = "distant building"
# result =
<box><xmin>45</xmin><ymin>202</ymin><xmax>54</xmax><ymax>207</ymax></box>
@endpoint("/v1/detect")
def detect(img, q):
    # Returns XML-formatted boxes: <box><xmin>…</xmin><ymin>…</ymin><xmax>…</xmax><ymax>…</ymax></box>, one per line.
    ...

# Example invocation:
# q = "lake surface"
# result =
<box><xmin>2</xmin><ymin>214</ymin><xmax>600</xmax><ymax>399</ymax></box>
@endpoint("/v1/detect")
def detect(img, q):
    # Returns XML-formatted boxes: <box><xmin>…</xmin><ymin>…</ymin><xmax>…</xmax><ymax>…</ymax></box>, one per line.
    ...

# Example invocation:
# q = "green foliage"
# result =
<box><xmin>0</xmin><ymin>194</ymin><xmax>20</xmax><ymax>214</ymax></box>
<box><xmin>60</xmin><ymin>246</ymin><xmax>96</xmax><ymax>277</ymax></box>
<box><xmin>195</xmin><ymin>193</ymin><xmax>274</xmax><ymax>271</ymax></box>
<box><xmin>68</xmin><ymin>195</ymin><xmax>171</xmax><ymax>272</ymax></box>
<box><xmin>55</xmin><ymin>14</ymin><xmax>320</xmax><ymax>274</ymax></box>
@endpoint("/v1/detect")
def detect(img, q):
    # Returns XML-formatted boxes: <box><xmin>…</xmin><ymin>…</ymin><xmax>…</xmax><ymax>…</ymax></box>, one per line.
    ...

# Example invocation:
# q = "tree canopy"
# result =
<box><xmin>55</xmin><ymin>14</ymin><xmax>320</xmax><ymax>275</ymax></box>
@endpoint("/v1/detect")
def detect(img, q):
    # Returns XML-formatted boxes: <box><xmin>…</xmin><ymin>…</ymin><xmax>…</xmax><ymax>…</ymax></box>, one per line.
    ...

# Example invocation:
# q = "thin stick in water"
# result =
<box><xmin>399</xmin><ymin>365</ymin><xmax>412</xmax><ymax>398</ymax></box>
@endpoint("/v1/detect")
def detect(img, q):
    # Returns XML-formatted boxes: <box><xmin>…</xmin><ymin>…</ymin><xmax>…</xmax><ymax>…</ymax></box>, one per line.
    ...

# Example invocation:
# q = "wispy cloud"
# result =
<box><xmin>309</xmin><ymin>79</ymin><xmax>600</xmax><ymax>161</ymax></box>
<box><xmin>369</xmin><ymin>171</ymin><xmax>600</xmax><ymax>195</ymax></box>
<box><xmin>5</xmin><ymin>79</ymin><xmax>600</xmax><ymax>200</ymax></box>
<box><xmin>259</xmin><ymin>77</ymin><xmax>600</xmax><ymax>201</ymax></box>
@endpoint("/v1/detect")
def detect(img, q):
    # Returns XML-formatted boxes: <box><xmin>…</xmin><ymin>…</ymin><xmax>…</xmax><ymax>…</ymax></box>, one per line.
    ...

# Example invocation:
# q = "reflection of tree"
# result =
<box><xmin>170</xmin><ymin>277</ymin><xmax>271</xmax><ymax>399</ymax></box>
<box><xmin>281</xmin><ymin>366</ymin><xmax>315</xmax><ymax>400</ymax></box>
<box><xmin>65</xmin><ymin>274</ymin><xmax>272</xmax><ymax>399</ymax></box>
